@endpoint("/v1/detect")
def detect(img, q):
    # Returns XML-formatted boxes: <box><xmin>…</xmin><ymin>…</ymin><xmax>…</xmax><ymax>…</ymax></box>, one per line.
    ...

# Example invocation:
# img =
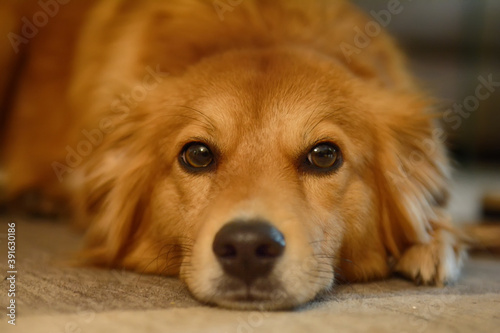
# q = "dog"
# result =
<box><xmin>1</xmin><ymin>0</ymin><xmax>468</xmax><ymax>310</ymax></box>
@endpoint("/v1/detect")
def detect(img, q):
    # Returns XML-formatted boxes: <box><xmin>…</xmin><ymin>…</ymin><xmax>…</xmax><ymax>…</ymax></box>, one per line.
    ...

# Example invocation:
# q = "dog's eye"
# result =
<box><xmin>180</xmin><ymin>143</ymin><xmax>214</xmax><ymax>170</ymax></box>
<box><xmin>306</xmin><ymin>143</ymin><xmax>342</xmax><ymax>171</ymax></box>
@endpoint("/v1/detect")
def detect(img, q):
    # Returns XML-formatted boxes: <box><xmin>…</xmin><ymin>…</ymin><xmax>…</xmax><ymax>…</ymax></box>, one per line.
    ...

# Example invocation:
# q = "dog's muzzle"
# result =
<box><xmin>212</xmin><ymin>220</ymin><xmax>285</xmax><ymax>285</ymax></box>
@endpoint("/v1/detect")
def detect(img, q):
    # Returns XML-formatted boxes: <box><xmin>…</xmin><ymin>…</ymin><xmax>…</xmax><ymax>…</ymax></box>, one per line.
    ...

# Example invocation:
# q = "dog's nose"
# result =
<box><xmin>212</xmin><ymin>220</ymin><xmax>285</xmax><ymax>284</ymax></box>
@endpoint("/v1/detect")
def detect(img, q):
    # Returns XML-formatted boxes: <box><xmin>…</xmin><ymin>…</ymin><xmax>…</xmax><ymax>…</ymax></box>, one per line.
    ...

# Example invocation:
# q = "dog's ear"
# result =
<box><xmin>373</xmin><ymin>97</ymin><xmax>451</xmax><ymax>259</ymax></box>
<box><xmin>72</xmin><ymin>117</ymin><xmax>158</xmax><ymax>266</ymax></box>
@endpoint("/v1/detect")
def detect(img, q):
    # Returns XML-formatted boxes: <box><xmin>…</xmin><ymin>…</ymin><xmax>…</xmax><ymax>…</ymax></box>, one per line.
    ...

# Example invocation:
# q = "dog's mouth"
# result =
<box><xmin>206</xmin><ymin>220</ymin><xmax>292</xmax><ymax>309</ymax></box>
<box><xmin>185</xmin><ymin>218</ymin><xmax>333</xmax><ymax>310</ymax></box>
<box><xmin>211</xmin><ymin>276</ymin><xmax>293</xmax><ymax>310</ymax></box>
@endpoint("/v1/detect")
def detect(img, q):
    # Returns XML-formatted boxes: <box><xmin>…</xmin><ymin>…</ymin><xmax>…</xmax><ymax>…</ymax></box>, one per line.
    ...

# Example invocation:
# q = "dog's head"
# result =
<box><xmin>76</xmin><ymin>47</ymin><xmax>448</xmax><ymax>310</ymax></box>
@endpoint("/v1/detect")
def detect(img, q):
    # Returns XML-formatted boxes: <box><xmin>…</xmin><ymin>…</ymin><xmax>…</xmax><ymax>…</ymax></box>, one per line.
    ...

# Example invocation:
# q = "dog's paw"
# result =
<box><xmin>394</xmin><ymin>229</ymin><xmax>465</xmax><ymax>286</ymax></box>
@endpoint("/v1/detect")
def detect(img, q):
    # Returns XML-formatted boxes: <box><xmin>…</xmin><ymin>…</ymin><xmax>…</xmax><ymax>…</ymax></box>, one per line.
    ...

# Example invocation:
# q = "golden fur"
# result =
<box><xmin>1</xmin><ymin>0</ymin><xmax>466</xmax><ymax>309</ymax></box>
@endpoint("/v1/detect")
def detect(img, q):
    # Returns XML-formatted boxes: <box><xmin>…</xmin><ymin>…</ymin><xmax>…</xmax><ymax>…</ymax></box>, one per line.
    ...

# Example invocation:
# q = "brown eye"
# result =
<box><xmin>181</xmin><ymin>143</ymin><xmax>214</xmax><ymax>170</ymax></box>
<box><xmin>307</xmin><ymin>143</ymin><xmax>341</xmax><ymax>170</ymax></box>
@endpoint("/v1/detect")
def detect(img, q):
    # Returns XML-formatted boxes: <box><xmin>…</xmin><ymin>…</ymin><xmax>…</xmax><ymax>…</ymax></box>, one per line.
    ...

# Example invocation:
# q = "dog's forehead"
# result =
<box><xmin>190</xmin><ymin>85</ymin><xmax>358</xmax><ymax>152</ymax></box>
<box><xmin>171</xmin><ymin>50</ymin><xmax>372</xmax><ymax>164</ymax></box>
<box><xmin>190</xmin><ymin>93</ymin><xmax>335</xmax><ymax>153</ymax></box>
<box><xmin>189</xmin><ymin>69</ymin><xmax>345</xmax><ymax>129</ymax></box>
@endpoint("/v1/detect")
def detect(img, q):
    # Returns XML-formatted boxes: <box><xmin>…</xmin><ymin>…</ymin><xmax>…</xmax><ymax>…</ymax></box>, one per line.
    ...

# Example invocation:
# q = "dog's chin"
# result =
<box><xmin>199</xmin><ymin>276</ymin><xmax>328</xmax><ymax>311</ymax></box>
<box><xmin>213</xmin><ymin>298</ymin><xmax>294</xmax><ymax>311</ymax></box>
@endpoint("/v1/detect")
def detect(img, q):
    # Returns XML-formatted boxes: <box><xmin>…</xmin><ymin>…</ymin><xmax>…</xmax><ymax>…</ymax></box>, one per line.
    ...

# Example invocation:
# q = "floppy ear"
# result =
<box><xmin>374</xmin><ymin>97</ymin><xmax>451</xmax><ymax>260</ymax></box>
<box><xmin>72</xmin><ymin>115</ymin><xmax>159</xmax><ymax>266</ymax></box>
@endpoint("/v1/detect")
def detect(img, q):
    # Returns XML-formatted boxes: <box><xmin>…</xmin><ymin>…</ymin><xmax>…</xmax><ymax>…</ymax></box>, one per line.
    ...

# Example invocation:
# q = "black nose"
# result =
<box><xmin>212</xmin><ymin>220</ymin><xmax>286</xmax><ymax>284</ymax></box>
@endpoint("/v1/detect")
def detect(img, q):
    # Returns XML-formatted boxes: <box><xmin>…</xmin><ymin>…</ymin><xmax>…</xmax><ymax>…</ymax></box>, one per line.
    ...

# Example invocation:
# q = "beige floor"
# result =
<box><xmin>1</xmin><ymin>167</ymin><xmax>499</xmax><ymax>332</ymax></box>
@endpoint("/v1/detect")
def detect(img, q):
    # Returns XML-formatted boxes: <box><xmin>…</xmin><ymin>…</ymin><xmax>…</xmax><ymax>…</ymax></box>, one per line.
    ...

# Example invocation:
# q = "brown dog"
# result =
<box><xmin>1</xmin><ymin>0</ymin><xmax>465</xmax><ymax>309</ymax></box>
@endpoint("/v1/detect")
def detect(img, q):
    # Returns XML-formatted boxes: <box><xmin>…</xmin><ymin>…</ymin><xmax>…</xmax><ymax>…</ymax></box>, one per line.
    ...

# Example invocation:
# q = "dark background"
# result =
<box><xmin>352</xmin><ymin>0</ymin><xmax>500</xmax><ymax>166</ymax></box>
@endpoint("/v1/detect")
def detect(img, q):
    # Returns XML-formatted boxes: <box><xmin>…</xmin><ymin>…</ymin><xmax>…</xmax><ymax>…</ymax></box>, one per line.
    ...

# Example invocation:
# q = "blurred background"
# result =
<box><xmin>353</xmin><ymin>0</ymin><xmax>500</xmax><ymax>163</ymax></box>
<box><xmin>352</xmin><ymin>0</ymin><xmax>500</xmax><ymax>222</ymax></box>
<box><xmin>0</xmin><ymin>0</ymin><xmax>499</xmax><ymax>223</ymax></box>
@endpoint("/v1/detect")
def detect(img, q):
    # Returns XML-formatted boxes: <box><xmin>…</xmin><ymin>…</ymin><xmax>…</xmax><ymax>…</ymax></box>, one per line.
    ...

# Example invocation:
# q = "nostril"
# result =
<box><xmin>215</xmin><ymin>244</ymin><xmax>237</xmax><ymax>258</ymax></box>
<box><xmin>255</xmin><ymin>243</ymin><xmax>283</xmax><ymax>258</ymax></box>
<box><xmin>255</xmin><ymin>244</ymin><xmax>270</xmax><ymax>257</ymax></box>
<box><xmin>212</xmin><ymin>220</ymin><xmax>286</xmax><ymax>284</ymax></box>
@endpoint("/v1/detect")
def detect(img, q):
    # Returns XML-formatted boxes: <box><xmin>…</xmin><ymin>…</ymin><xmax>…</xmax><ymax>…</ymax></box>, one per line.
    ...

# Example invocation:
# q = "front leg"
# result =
<box><xmin>394</xmin><ymin>228</ymin><xmax>466</xmax><ymax>286</ymax></box>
